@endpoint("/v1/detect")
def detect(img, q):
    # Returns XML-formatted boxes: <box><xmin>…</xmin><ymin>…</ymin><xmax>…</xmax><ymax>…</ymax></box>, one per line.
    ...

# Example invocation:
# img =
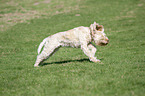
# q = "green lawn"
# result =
<box><xmin>0</xmin><ymin>0</ymin><xmax>145</xmax><ymax>96</ymax></box>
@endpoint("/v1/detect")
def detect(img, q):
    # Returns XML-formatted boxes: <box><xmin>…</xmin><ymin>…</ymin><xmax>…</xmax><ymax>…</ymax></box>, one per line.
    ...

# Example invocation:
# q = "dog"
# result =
<box><xmin>34</xmin><ymin>22</ymin><xmax>109</xmax><ymax>67</ymax></box>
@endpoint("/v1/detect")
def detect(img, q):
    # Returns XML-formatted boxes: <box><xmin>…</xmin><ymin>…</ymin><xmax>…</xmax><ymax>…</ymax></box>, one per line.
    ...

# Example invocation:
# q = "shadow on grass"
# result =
<box><xmin>40</xmin><ymin>58</ymin><xmax>91</xmax><ymax>66</ymax></box>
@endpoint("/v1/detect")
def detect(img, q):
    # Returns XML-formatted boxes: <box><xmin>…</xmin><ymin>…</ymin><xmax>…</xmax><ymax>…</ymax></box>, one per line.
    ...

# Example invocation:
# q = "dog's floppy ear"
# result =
<box><xmin>96</xmin><ymin>25</ymin><xmax>103</xmax><ymax>31</ymax></box>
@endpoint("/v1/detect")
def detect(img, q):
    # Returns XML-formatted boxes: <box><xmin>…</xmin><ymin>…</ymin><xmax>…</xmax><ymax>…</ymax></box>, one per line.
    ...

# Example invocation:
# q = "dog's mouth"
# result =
<box><xmin>98</xmin><ymin>40</ymin><xmax>109</xmax><ymax>46</ymax></box>
<box><xmin>99</xmin><ymin>43</ymin><xmax>108</xmax><ymax>46</ymax></box>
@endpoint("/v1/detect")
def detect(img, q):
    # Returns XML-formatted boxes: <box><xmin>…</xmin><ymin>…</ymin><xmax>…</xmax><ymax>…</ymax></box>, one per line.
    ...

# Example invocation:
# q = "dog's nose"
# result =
<box><xmin>106</xmin><ymin>39</ymin><xmax>109</xmax><ymax>43</ymax></box>
<box><xmin>105</xmin><ymin>39</ymin><xmax>109</xmax><ymax>45</ymax></box>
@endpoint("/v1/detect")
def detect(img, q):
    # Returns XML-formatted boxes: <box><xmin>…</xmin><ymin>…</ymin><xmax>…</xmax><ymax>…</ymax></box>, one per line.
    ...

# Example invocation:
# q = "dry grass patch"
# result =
<box><xmin>0</xmin><ymin>0</ymin><xmax>81</xmax><ymax>31</ymax></box>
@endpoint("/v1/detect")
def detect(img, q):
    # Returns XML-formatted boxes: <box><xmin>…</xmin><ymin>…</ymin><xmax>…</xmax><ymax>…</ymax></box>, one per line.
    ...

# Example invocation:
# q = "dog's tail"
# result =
<box><xmin>37</xmin><ymin>38</ymin><xmax>47</xmax><ymax>54</ymax></box>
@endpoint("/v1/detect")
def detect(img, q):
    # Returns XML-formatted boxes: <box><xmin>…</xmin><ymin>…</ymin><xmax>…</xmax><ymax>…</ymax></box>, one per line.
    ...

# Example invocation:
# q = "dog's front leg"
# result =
<box><xmin>81</xmin><ymin>44</ymin><xmax>100</xmax><ymax>63</ymax></box>
<box><xmin>88</xmin><ymin>43</ymin><xmax>97</xmax><ymax>57</ymax></box>
<box><xmin>88</xmin><ymin>44</ymin><xmax>100</xmax><ymax>62</ymax></box>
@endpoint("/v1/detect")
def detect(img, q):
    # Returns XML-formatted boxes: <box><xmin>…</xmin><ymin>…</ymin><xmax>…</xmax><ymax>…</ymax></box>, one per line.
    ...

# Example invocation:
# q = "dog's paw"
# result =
<box><xmin>34</xmin><ymin>64</ymin><xmax>39</xmax><ymax>67</ymax></box>
<box><xmin>93</xmin><ymin>59</ymin><xmax>101</xmax><ymax>63</ymax></box>
<box><xmin>90</xmin><ymin>57</ymin><xmax>101</xmax><ymax>63</ymax></box>
<box><xmin>96</xmin><ymin>59</ymin><xmax>101</xmax><ymax>62</ymax></box>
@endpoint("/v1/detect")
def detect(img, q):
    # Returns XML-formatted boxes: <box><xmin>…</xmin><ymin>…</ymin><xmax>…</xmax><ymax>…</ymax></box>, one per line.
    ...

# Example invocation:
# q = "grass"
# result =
<box><xmin>0</xmin><ymin>0</ymin><xmax>145</xmax><ymax>96</ymax></box>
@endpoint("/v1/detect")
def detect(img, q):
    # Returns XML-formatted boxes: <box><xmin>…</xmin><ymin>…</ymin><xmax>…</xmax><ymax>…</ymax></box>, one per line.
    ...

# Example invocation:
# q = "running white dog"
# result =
<box><xmin>34</xmin><ymin>22</ymin><xmax>109</xmax><ymax>67</ymax></box>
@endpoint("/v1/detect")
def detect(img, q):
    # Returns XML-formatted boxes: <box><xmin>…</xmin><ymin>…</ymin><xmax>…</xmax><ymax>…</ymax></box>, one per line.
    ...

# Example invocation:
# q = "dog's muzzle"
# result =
<box><xmin>99</xmin><ymin>39</ymin><xmax>109</xmax><ymax>46</ymax></box>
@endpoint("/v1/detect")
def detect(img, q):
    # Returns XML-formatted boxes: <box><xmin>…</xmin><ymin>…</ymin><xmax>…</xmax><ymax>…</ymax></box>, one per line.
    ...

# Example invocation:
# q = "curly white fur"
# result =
<box><xmin>37</xmin><ymin>38</ymin><xmax>47</xmax><ymax>54</ymax></box>
<box><xmin>34</xmin><ymin>22</ymin><xmax>109</xmax><ymax>67</ymax></box>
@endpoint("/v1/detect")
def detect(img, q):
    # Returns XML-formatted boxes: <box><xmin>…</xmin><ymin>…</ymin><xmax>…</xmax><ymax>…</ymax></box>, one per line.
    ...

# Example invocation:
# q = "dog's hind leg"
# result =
<box><xmin>34</xmin><ymin>42</ymin><xmax>61</xmax><ymax>67</ymax></box>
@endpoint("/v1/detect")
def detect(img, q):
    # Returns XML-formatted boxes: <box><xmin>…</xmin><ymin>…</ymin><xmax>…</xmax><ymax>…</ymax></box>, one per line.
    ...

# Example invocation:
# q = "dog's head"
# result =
<box><xmin>90</xmin><ymin>22</ymin><xmax>109</xmax><ymax>46</ymax></box>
